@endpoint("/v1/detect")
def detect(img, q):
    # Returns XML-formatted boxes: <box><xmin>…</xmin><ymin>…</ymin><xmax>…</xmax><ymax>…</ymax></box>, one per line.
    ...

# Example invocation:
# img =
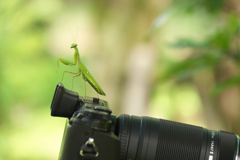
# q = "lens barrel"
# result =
<box><xmin>116</xmin><ymin>114</ymin><xmax>240</xmax><ymax>160</ymax></box>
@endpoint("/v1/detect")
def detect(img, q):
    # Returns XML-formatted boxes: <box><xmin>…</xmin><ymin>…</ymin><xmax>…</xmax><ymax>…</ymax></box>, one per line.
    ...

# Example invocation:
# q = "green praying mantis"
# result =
<box><xmin>57</xmin><ymin>43</ymin><xmax>106</xmax><ymax>96</ymax></box>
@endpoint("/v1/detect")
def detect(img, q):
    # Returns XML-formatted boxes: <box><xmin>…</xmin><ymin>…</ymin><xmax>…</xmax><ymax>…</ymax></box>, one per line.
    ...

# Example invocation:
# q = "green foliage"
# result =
<box><xmin>206</xmin><ymin>15</ymin><xmax>239</xmax><ymax>50</ymax></box>
<box><xmin>0</xmin><ymin>1</ymin><xmax>63</xmax><ymax>159</ymax></box>
<box><xmin>146</xmin><ymin>0</ymin><xmax>225</xmax><ymax>39</ymax></box>
<box><xmin>212</xmin><ymin>75</ymin><xmax>240</xmax><ymax>96</ymax></box>
<box><xmin>168</xmin><ymin>38</ymin><xmax>207</xmax><ymax>48</ymax></box>
<box><xmin>161</xmin><ymin>53</ymin><xmax>222</xmax><ymax>81</ymax></box>
<box><xmin>157</xmin><ymin>7</ymin><xmax>240</xmax><ymax>95</ymax></box>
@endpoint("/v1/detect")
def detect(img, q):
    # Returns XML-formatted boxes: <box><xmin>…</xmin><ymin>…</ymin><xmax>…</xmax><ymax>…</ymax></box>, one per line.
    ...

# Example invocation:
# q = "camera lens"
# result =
<box><xmin>116</xmin><ymin>114</ymin><xmax>240</xmax><ymax>160</ymax></box>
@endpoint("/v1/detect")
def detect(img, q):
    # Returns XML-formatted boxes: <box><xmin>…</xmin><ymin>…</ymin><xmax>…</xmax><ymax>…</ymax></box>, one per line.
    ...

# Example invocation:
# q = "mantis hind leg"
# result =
<box><xmin>82</xmin><ymin>74</ymin><xmax>87</xmax><ymax>97</ymax></box>
<box><xmin>72</xmin><ymin>74</ymin><xmax>81</xmax><ymax>90</ymax></box>
<box><xmin>61</xmin><ymin>71</ymin><xmax>80</xmax><ymax>90</ymax></box>
<box><xmin>81</xmin><ymin>74</ymin><xmax>99</xmax><ymax>98</ymax></box>
<box><xmin>84</xmin><ymin>80</ymin><xmax>86</xmax><ymax>97</ymax></box>
<box><xmin>61</xmin><ymin>71</ymin><xmax>79</xmax><ymax>82</ymax></box>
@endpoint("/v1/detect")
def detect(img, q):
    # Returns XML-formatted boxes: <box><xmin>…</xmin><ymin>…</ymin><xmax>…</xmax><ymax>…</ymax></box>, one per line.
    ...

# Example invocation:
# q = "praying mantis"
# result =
<box><xmin>57</xmin><ymin>43</ymin><xmax>106</xmax><ymax>96</ymax></box>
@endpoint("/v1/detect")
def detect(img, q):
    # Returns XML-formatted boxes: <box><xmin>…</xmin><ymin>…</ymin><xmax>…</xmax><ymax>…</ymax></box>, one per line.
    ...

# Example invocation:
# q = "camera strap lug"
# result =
<box><xmin>80</xmin><ymin>138</ymin><xmax>99</xmax><ymax>160</ymax></box>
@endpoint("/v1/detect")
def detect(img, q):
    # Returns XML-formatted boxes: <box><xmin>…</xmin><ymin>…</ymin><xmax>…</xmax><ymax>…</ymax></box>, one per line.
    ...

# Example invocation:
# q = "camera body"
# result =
<box><xmin>51</xmin><ymin>83</ymin><xmax>240</xmax><ymax>160</ymax></box>
<box><xmin>51</xmin><ymin>83</ymin><xmax>120</xmax><ymax>160</ymax></box>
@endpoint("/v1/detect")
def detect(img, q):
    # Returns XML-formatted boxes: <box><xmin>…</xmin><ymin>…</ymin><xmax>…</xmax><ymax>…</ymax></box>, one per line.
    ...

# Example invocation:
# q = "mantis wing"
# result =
<box><xmin>79</xmin><ymin>62</ymin><xmax>106</xmax><ymax>96</ymax></box>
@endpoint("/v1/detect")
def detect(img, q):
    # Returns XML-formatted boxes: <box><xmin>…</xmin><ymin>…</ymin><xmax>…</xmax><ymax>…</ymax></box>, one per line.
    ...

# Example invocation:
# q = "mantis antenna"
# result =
<box><xmin>69</xmin><ymin>26</ymin><xmax>79</xmax><ymax>43</ymax></box>
<box><xmin>68</xmin><ymin>27</ymin><xmax>75</xmax><ymax>43</ymax></box>
<box><xmin>74</xmin><ymin>26</ymin><xmax>79</xmax><ymax>43</ymax></box>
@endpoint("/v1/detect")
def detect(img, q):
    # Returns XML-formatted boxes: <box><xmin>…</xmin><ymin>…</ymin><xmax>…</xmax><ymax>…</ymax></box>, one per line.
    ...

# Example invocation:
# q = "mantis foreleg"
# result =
<box><xmin>57</xmin><ymin>57</ymin><xmax>77</xmax><ymax>72</ymax></box>
<box><xmin>57</xmin><ymin>56</ymin><xmax>78</xmax><ymax>82</ymax></box>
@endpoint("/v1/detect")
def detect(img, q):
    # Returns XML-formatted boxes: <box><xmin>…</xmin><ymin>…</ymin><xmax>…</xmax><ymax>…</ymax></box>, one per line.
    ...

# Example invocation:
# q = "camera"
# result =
<box><xmin>51</xmin><ymin>83</ymin><xmax>240</xmax><ymax>160</ymax></box>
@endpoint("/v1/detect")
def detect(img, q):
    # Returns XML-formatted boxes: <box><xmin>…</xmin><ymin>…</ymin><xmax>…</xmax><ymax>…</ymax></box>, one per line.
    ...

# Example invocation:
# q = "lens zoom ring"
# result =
<box><xmin>156</xmin><ymin>119</ymin><xmax>203</xmax><ymax>160</ymax></box>
<box><xmin>119</xmin><ymin>133</ymin><xmax>128</xmax><ymax>159</ymax></box>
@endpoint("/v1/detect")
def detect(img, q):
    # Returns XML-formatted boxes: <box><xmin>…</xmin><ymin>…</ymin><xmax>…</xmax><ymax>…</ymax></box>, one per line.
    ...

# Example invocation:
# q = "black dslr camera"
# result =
<box><xmin>51</xmin><ymin>83</ymin><xmax>240</xmax><ymax>160</ymax></box>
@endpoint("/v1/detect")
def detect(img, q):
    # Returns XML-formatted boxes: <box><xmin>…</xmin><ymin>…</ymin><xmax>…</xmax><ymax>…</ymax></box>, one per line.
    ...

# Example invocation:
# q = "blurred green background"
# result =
<box><xmin>1</xmin><ymin>0</ymin><xmax>240</xmax><ymax>159</ymax></box>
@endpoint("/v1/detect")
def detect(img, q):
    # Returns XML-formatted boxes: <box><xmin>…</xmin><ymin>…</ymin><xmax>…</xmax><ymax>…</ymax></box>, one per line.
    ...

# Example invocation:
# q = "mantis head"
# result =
<box><xmin>71</xmin><ymin>43</ymin><xmax>77</xmax><ymax>48</ymax></box>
